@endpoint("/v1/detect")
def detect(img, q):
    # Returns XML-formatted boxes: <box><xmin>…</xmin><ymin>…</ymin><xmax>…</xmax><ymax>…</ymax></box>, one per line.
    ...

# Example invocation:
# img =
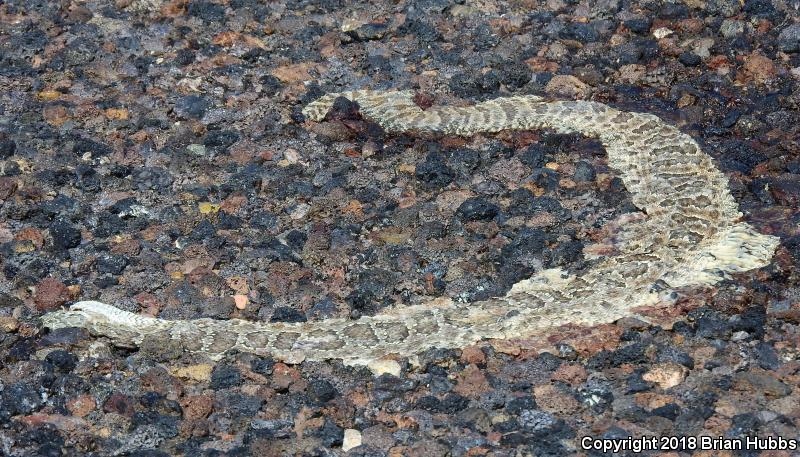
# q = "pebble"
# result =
<box><xmin>342</xmin><ymin>429</ymin><xmax>362</xmax><ymax>452</ymax></box>
<box><xmin>544</xmin><ymin>75</ymin><xmax>591</xmax><ymax>99</ymax></box>
<box><xmin>642</xmin><ymin>363</ymin><xmax>688</xmax><ymax>389</ymax></box>
<box><xmin>171</xmin><ymin>364</ymin><xmax>213</xmax><ymax>382</ymax></box>
<box><xmin>455</xmin><ymin>197</ymin><xmax>499</xmax><ymax>222</ymax></box>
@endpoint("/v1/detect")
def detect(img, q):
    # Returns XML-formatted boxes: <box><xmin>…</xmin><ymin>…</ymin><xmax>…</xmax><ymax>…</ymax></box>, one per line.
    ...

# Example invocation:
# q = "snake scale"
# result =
<box><xmin>42</xmin><ymin>90</ymin><xmax>780</xmax><ymax>367</ymax></box>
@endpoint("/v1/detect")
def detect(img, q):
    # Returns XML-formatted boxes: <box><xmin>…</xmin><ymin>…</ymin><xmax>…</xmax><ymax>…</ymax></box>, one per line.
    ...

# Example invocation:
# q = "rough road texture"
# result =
<box><xmin>42</xmin><ymin>90</ymin><xmax>779</xmax><ymax>367</ymax></box>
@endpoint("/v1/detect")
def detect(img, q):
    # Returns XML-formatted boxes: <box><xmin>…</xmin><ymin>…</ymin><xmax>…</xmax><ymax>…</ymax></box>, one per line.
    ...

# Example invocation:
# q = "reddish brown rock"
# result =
<box><xmin>460</xmin><ymin>346</ymin><xmax>486</xmax><ymax>365</ymax></box>
<box><xmin>738</xmin><ymin>52</ymin><xmax>778</xmax><ymax>85</ymax></box>
<box><xmin>15</xmin><ymin>227</ymin><xmax>44</xmax><ymax>249</ymax></box>
<box><xmin>182</xmin><ymin>394</ymin><xmax>214</xmax><ymax>420</ymax></box>
<box><xmin>533</xmin><ymin>384</ymin><xmax>581</xmax><ymax>414</ymax></box>
<box><xmin>0</xmin><ymin>177</ymin><xmax>17</xmax><ymax>200</ymax></box>
<box><xmin>34</xmin><ymin>277</ymin><xmax>70</xmax><ymax>311</ymax></box>
<box><xmin>550</xmin><ymin>363</ymin><xmax>588</xmax><ymax>385</ymax></box>
<box><xmin>66</xmin><ymin>395</ymin><xmax>97</xmax><ymax>418</ymax></box>
<box><xmin>453</xmin><ymin>364</ymin><xmax>492</xmax><ymax>397</ymax></box>
<box><xmin>103</xmin><ymin>393</ymin><xmax>136</xmax><ymax>417</ymax></box>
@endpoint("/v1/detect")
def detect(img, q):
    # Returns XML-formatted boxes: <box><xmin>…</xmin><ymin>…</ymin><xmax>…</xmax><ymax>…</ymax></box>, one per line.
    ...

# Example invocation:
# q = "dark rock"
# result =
<box><xmin>94</xmin><ymin>212</ymin><xmax>127</xmax><ymax>238</ymax></box>
<box><xmin>187</xmin><ymin>0</ymin><xmax>226</xmax><ymax>22</ymax></box>
<box><xmin>309</xmin><ymin>379</ymin><xmax>337</xmax><ymax>403</ymax></box>
<box><xmin>501</xmin><ymin>228</ymin><xmax>547</xmax><ymax>261</ymax></box>
<box><xmin>72</xmin><ymin>137</ymin><xmax>113</xmax><ymax>157</ymax></box>
<box><xmin>0</xmin><ymin>291</ymin><xmax>24</xmax><ymax>308</ymax></box>
<box><xmin>374</xmin><ymin>373</ymin><xmax>417</xmax><ymax>393</ymax></box>
<box><xmin>448</xmin><ymin>72</ymin><xmax>482</xmax><ymax>98</ymax></box>
<box><xmin>175</xmin><ymin>95</ymin><xmax>212</xmax><ymax>119</ymax></box>
<box><xmin>561</xmin><ymin>22</ymin><xmax>599</xmax><ymax>42</ymax></box>
<box><xmin>314</xmin><ymin>418</ymin><xmax>344</xmax><ymax>447</ymax></box>
<box><xmin>189</xmin><ymin>219</ymin><xmax>216</xmax><ymax>241</ymax></box>
<box><xmin>174</xmin><ymin>49</ymin><xmax>195</xmax><ymax>66</ymax></box>
<box><xmin>742</xmin><ymin>0</ymin><xmax>777</xmax><ymax>19</ymax></box>
<box><xmin>626</xmin><ymin>370</ymin><xmax>652</xmax><ymax>393</ymax></box>
<box><xmin>75</xmin><ymin>165</ymin><xmax>100</xmax><ymax>192</ymax></box>
<box><xmin>284</xmin><ymin>230</ymin><xmax>307</xmax><ymax>251</ymax></box>
<box><xmin>658</xmin><ymin>2</ymin><xmax>688</xmax><ymax>18</ymax></box>
<box><xmin>448</xmin><ymin>147</ymin><xmax>482</xmax><ymax>174</ymax></box>
<box><xmin>401</xmin><ymin>19</ymin><xmax>441</xmax><ymax>42</ymax></box>
<box><xmin>769</xmin><ymin>175</ymin><xmax>800</xmax><ymax>207</ymax></box>
<box><xmin>323</xmin><ymin>96</ymin><xmax>361</xmax><ymax>121</ymax></box>
<box><xmin>573</xmin><ymin>161</ymin><xmax>596</xmax><ymax>182</ymax></box>
<box><xmin>348</xmin><ymin>22</ymin><xmax>388</xmax><ymax>41</ymax></box>
<box><xmin>679</xmin><ymin>51</ymin><xmax>701</xmax><ymax>66</ymax></box>
<box><xmin>733</xmin><ymin>371</ymin><xmax>791</xmax><ymax>398</ymax></box>
<box><xmin>548</xmin><ymin>240</ymin><xmax>584</xmax><ymax>268</ymax></box>
<box><xmin>729</xmin><ymin>413</ymin><xmax>758</xmax><ymax>438</ymax></box>
<box><xmin>39</xmin><ymin>328</ymin><xmax>90</xmax><ymax>346</ymax></box>
<box><xmin>690</xmin><ymin>307</ymin><xmax>729</xmax><ymax>338</ymax></box>
<box><xmin>610</xmin><ymin>342</ymin><xmax>648</xmax><ymax>366</ymax></box>
<box><xmin>577</xmin><ymin>381</ymin><xmax>614</xmax><ymax>412</ymax></box>
<box><xmin>270</xmin><ymin>306</ymin><xmax>307</xmax><ymax>323</ymax></box>
<box><xmin>472</xmin><ymin>23</ymin><xmax>499</xmax><ymax>51</ymax></box>
<box><xmin>45</xmin><ymin>350</ymin><xmax>78</xmax><ymax>372</ymax></box>
<box><xmin>730</xmin><ymin>305</ymin><xmax>766</xmax><ymax>338</ymax></box>
<box><xmin>96</xmin><ymin>253</ymin><xmax>129</xmax><ymax>275</ymax></box>
<box><xmin>203</xmin><ymin>130</ymin><xmax>240</xmax><ymax>152</ymax></box>
<box><xmin>247</xmin><ymin>357</ymin><xmax>274</xmax><ymax>377</ymax></box>
<box><xmin>308</xmin><ymin>298</ymin><xmax>338</xmax><ymax>319</ymax></box>
<box><xmin>498</xmin><ymin>62</ymin><xmax>532</xmax><ymax>88</ymax></box>
<box><xmin>456</xmin><ymin>198</ymin><xmax>499</xmax><ymax>222</ymax></box>
<box><xmin>518</xmin><ymin>409</ymin><xmax>559</xmax><ymax>433</ymax></box>
<box><xmin>612</xmin><ymin>41</ymin><xmax>643</xmax><ymax>65</ymax></box>
<box><xmin>0</xmin><ymin>137</ymin><xmax>16</xmax><ymax>159</ymax></box>
<box><xmin>624</xmin><ymin>17</ymin><xmax>652</xmax><ymax>34</ymax></box>
<box><xmin>652</xmin><ymin>403</ymin><xmax>680</xmax><ymax>420</ymax></box>
<box><xmin>133</xmin><ymin>167</ymin><xmax>173</xmax><ymax>191</ymax></box>
<box><xmin>210</xmin><ymin>364</ymin><xmax>242</xmax><ymax>389</ymax></box>
<box><xmin>671</xmin><ymin>320</ymin><xmax>695</xmax><ymax>336</ymax></box>
<box><xmin>656</xmin><ymin>346</ymin><xmax>694</xmax><ymax>369</ymax></box>
<box><xmin>754</xmin><ymin>342</ymin><xmax>781</xmax><ymax>370</ymax></box>
<box><xmin>2</xmin><ymin>383</ymin><xmax>43</xmax><ymax>415</ymax></box>
<box><xmin>416</xmin><ymin>393</ymin><xmax>469</xmax><ymax>413</ymax></box>
<box><xmin>778</xmin><ymin>24</ymin><xmax>800</xmax><ymax>53</ymax></box>
<box><xmin>527</xmin><ymin>168</ymin><xmax>559</xmax><ymax>192</ymax></box>
<box><xmin>50</xmin><ymin>218</ymin><xmax>82</xmax><ymax>250</ymax></box>
<box><xmin>415</xmin><ymin>153</ymin><xmax>455</xmax><ymax>189</ymax></box>
<box><xmin>506</xmin><ymin>396</ymin><xmax>537</xmax><ymax>415</ymax></box>
<box><xmin>477</xmin><ymin>71</ymin><xmax>501</xmax><ymax>94</ymax></box>
<box><xmin>520</xmin><ymin>145</ymin><xmax>549</xmax><ymax>168</ymax></box>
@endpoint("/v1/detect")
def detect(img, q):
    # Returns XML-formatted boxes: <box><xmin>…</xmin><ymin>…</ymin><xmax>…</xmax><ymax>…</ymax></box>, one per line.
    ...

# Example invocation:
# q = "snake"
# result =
<box><xmin>41</xmin><ymin>90</ymin><xmax>780</xmax><ymax>367</ymax></box>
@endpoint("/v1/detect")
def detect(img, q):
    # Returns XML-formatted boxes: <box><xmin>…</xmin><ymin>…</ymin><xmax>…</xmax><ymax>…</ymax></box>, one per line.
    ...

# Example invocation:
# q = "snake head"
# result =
<box><xmin>40</xmin><ymin>308</ymin><xmax>91</xmax><ymax>330</ymax></box>
<box><xmin>41</xmin><ymin>300</ymin><xmax>141</xmax><ymax>330</ymax></box>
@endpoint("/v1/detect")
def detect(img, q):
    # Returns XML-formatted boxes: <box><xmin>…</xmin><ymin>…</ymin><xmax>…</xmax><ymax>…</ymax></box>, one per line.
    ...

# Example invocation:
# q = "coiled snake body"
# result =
<box><xmin>42</xmin><ymin>90</ymin><xmax>779</xmax><ymax>366</ymax></box>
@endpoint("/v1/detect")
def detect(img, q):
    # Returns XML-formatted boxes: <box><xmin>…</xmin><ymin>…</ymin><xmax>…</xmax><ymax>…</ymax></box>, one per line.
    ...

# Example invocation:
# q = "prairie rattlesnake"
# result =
<box><xmin>42</xmin><ymin>90</ymin><xmax>780</xmax><ymax>367</ymax></box>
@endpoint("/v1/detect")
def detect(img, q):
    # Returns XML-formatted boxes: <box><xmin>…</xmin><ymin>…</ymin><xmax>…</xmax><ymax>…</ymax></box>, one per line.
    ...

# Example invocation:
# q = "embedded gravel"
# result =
<box><xmin>1</xmin><ymin>0</ymin><xmax>800</xmax><ymax>456</ymax></box>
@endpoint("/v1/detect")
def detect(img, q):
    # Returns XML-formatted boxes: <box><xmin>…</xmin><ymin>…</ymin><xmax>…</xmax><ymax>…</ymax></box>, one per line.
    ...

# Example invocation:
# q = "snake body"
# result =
<box><xmin>42</xmin><ymin>90</ymin><xmax>779</xmax><ymax>366</ymax></box>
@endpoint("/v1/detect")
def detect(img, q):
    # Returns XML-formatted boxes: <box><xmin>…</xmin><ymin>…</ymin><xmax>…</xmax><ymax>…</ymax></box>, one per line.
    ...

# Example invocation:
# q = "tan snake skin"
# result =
<box><xmin>42</xmin><ymin>90</ymin><xmax>780</xmax><ymax>367</ymax></box>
